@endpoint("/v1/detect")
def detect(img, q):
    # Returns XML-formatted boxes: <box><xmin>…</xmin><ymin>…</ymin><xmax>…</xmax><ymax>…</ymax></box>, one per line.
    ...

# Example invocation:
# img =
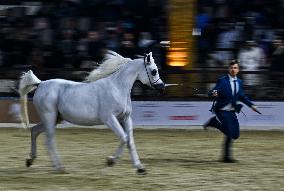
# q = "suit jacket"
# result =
<box><xmin>209</xmin><ymin>75</ymin><xmax>254</xmax><ymax>112</ymax></box>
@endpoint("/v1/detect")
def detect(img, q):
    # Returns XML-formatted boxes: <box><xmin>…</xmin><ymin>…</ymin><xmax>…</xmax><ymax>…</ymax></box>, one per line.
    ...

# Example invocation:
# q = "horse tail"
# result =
<box><xmin>19</xmin><ymin>70</ymin><xmax>41</xmax><ymax>128</ymax></box>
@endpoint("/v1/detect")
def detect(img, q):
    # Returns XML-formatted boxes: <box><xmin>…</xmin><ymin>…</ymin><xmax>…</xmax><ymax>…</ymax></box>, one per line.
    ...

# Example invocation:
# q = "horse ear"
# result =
<box><xmin>146</xmin><ymin>53</ymin><xmax>151</xmax><ymax>63</ymax></box>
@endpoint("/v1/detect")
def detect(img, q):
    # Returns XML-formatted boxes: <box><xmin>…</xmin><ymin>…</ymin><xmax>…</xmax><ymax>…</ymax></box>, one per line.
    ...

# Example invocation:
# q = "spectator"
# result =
<box><xmin>137</xmin><ymin>32</ymin><xmax>155</xmax><ymax>54</ymax></box>
<box><xmin>32</xmin><ymin>17</ymin><xmax>55</xmax><ymax>68</ymax></box>
<box><xmin>32</xmin><ymin>17</ymin><xmax>53</xmax><ymax>49</ymax></box>
<box><xmin>105</xmin><ymin>28</ymin><xmax>120</xmax><ymax>52</ymax></box>
<box><xmin>214</xmin><ymin>0</ymin><xmax>229</xmax><ymax>22</ymax></box>
<box><xmin>119</xmin><ymin>32</ymin><xmax>136</xmax><ymax>58</ymax></box>
<box><xmin>237</xmin><ymin>40</ymin><xmax>266</xmax><ymax>87</ymax></box>
<box><xmin>58</xmin><ymin>29</ymin><xmax>78</xmax><ymax>68</ymax></box>
<box><xmin>270</xmin><ymin>39</ymin><xmax>284</xmax><ymax>71</ymax></box>
<box><xmin>86</xmin><ymin>30</ymin><xmax>107</xmax><ymax>64</ymax></box>
<box><xmin>28</xmin><ymin>47</ymin><xmax>45</xmax><ymax>71</ymax></box>
<box><xmin>269</xmin><ymin>39</ymin><xmax>284</xmax><ymax>97</ymax></box>
<box><xmin>196</xmin><ymin>6</ymin><xmax>212</xmax><ymax>33</ymax></box>
<box><xmin>196</xmin><ymin>6</ymin><xmax>214</xmax><ymax>66</ymax></box>
<box><xmin>212</xmin><ymin>22</ymin><xmax>239</xmax><ymax>66</ymax></box>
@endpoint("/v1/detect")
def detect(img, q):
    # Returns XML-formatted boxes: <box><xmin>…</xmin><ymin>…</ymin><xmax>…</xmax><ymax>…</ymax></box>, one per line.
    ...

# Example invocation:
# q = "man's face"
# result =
<box><xmin>229</xmin><ymin>63</ymin><xmax>239</xmax><ymax>77</ymax></box>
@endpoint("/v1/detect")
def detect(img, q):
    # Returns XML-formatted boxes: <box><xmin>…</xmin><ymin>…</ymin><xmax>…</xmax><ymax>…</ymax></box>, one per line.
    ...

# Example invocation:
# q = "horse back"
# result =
<box><xmin>33</xmin><ymin>79</ymin><xmax>82</xmax><ymax>110</ymax></box>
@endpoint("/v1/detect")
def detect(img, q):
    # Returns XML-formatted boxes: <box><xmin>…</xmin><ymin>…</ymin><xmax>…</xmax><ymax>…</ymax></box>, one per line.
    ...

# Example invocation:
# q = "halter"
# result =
<box><xmin>143</xmin><ymin>55</ymin><xmax>160</xmax><ymax>87</ymax></box>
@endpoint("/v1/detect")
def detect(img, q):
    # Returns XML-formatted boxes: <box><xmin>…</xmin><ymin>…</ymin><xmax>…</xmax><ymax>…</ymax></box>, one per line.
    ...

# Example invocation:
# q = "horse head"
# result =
<box><xmin>138</xmin><ymin>52</ymin><xmax>165</xmax><ymax>94</ymax></box>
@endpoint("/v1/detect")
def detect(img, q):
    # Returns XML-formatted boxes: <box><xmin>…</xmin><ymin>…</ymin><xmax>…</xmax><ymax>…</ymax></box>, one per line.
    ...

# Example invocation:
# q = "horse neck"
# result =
<box><xmin>111</xmin><ymin>60</ymin><xmax>141</xmax><ymax>93</ymax></box>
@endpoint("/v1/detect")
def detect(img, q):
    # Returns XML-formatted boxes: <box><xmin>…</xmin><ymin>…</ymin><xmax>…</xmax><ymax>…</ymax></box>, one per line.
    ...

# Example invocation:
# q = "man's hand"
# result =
<box><xmin>212</xmin><ymin>90</ymin><xmax>218</xmax><ymax>97</ymax></box>
<box><xmin>251</xmin><ymin>105</ymin><xmax>262</xmax><ymax>114</ymax></box>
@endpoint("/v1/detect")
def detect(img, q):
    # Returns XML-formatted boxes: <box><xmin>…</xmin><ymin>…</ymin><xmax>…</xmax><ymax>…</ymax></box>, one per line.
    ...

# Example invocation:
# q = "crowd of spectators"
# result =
<box><xmin>196</xmin><ymin>0</ymin><xmax>284</xmax><ymax>96</ymax></box>
<box><xmin>2</xmin><ymin>0</ymin><xmax>283</xmax><ymax>73</ymax></box>
<box><xmin>0</xmin><ymin>0</ymin><xmax>168</xmax><ymax>71</ymax></box>
<box><xmin>196</xmin><ymin>0</ymin><xmax>284</xmax><ymax>70</ymax></box>
<box><xmin>1</xmin><ymin>0</ymin><xmax>284</xmax><ymax>99</ymax></box>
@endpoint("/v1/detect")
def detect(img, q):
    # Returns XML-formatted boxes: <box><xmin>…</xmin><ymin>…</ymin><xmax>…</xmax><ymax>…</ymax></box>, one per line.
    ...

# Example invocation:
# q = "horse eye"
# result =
<box><xmin>151</xmin><ymin>69</ymin><xmax>157</xmax><ymax>76</ymax></box>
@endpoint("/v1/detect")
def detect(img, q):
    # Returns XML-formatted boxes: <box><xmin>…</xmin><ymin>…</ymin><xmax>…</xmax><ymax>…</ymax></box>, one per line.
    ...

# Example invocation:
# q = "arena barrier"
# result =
<box><xmin>0</xmin><ymin>98</ymin><xmax>283</xmax><ymax>130</ymax></box>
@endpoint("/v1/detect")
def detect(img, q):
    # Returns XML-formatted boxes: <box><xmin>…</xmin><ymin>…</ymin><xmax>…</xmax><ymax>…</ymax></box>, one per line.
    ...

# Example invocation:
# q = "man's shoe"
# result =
<box><xmin>222</xmin><ymin>158</ymin><xmax>238</xmax><ymax>163</ymax></box>
<box><xmin>203</xmin><ymin>121</ymin><xmax>209</xmax><ymax>130</ymax></box>
<box><xmin>203</xmin><ymin>117</ymin><xmax>215</xmax><ymax>130</ymax></box>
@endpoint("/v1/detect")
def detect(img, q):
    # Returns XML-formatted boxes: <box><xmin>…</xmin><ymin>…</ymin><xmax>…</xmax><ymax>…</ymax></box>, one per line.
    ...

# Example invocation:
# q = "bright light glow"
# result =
<box><xmin>168</xmin><ymin>61</ymin><xmax>187</xmax><ymax>66</ymax></box>
<box><xmin>167</xmin><ymin>47</ymin><xmax>188</xmax><ymax>66</ymax></box>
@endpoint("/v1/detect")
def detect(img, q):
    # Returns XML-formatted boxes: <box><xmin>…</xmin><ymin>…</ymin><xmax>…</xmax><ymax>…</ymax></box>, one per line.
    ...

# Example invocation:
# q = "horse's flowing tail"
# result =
<box><xmin>18</xmin><ymin>70</ymin><xmax>41</xmax><ymax>128</ymax></box>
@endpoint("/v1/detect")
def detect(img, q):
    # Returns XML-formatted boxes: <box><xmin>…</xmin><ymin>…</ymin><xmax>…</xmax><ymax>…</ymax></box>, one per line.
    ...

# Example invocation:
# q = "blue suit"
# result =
<box><xmin>210</xmin><ymin>75</ymin><xmax>253</xmax><ymax>113</ymax></box>
<box><xmin>207</xmin><ymin>75</ymin><xmax>254</xmax><ymax>160</ymax></box>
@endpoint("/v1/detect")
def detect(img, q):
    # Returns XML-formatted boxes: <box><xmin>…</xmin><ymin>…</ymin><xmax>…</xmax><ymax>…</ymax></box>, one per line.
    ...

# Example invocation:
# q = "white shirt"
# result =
<box><xmin>229</xmin><ymin>75</ymin><xmax>239</xmax><ymax>94</ymax></box>
<box><xmin>220</xmin><ymin>75</ymin><xmax>239</xmax><ymax>111</ymax></box>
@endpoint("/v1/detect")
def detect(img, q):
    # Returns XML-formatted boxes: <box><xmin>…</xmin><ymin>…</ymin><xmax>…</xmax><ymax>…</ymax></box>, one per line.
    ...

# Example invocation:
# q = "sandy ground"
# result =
<box><xmin>0</xmin><ymin>127</ymin><xmax>283</xmax><ymax>191</ymax></box>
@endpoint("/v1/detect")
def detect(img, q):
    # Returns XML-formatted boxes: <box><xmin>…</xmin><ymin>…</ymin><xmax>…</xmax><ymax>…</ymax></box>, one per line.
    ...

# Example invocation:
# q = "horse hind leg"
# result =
<box><xmin>106</xmin><ymin>141</ymin><xmax>125</xmax><ymax>166</ymax></box>
<box><xmin>26</xmin><ymin>122</ymin><xmax>45</xmax><ymax>167</ymax></box>
<box><xmin>45</xmin><ymin>125</ymin><xmax>64</xmax><ymax>172</ymax></box>
<box><xmin>40</xmin><ymin>112</ymin><xmax>64</xmax><ymax>172</ymax></box>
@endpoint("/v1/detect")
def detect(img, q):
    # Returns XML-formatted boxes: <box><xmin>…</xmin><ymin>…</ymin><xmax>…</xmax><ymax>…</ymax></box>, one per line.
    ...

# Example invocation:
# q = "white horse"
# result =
<box><xmin>19</xmin><ymin>52</ymin><xmax>165</xmax><ymax>174</ymax></box>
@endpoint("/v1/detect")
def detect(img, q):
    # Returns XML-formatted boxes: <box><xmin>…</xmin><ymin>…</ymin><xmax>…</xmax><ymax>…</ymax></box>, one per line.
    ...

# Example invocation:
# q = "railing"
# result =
<box><xmin>1</xmin><ymin>67</ymin><xmax>284</xmax><ymax>101</ymax></box>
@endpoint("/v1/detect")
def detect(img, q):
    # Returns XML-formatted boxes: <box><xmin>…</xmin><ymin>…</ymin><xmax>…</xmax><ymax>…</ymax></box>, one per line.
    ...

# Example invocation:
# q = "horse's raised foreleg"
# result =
<box><xmin>123</xmin><ymin>116</ymin><xmax>146</xmax><ymax>175</ymax></box>
<box><xmin>26</xmin><ymin>122</ymin><xmax>45</xmax><ymax>167</ymax></box>
<box><xmin>104</xmin><ymin>115</ymin><xmax>128</xmax><ymax>167</ymax></box>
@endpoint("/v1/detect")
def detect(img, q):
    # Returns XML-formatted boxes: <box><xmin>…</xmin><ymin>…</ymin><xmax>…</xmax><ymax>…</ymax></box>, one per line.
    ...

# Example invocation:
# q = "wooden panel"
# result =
<box><xmin>167</xmin><ymin>0</ymin><xmax>196</xmax><ymax>69</ymax></box>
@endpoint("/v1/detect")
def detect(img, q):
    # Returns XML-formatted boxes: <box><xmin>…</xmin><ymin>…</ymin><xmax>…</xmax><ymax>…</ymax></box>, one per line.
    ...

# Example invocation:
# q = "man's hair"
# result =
<box><xmin>229</xmin><ymin>59</ymin><xmax>240</xmax><ymax>66</ymax></box>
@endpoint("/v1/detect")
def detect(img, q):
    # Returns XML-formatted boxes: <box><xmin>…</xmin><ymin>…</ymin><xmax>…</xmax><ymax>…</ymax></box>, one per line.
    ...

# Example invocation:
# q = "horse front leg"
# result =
<box><xmin>104</xmin><ymin>115</ymin><xmax>128</xmax><ymax>167</ymax></box>
<box><xmin>123</xmin><ymin>116</ymin><xmax>146</xmax><ymax>175</ymax></box>
<box><xmin>26</xmin><ymin>122</ymin><xmax>45</xmax><ymax>167</ymax></box>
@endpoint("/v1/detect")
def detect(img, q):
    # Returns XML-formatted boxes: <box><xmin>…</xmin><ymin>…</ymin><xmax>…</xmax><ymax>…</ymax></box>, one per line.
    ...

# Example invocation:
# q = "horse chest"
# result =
<box><xmin>114</xmin><ymin>100</ymin><xmax>131</xmax><ymax>117</ymax></box>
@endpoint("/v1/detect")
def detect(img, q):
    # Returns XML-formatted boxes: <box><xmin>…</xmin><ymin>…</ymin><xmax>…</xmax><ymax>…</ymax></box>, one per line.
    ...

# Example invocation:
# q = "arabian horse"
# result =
<box><xmin>19</xmin><ymin>52</ymin><xmax>165</xmax><ymax>174</ymax></box>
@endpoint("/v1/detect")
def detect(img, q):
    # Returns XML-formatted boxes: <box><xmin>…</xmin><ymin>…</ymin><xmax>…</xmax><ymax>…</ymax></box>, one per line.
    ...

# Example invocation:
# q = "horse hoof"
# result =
<box><xmin>56</xmin><ymin>168</ymin><xmax>68</xmax><ymax>174</ymax></box>
<box><xmin>26</xmin><ymin>158</ymin><xmax>33</xmax><ymax>167</ymax></box>
<box><xmin>137</xmin><ymin>168</ymin><xmax>147</xmax><ymax>175</ymax></box>
<box><xmin>106</xmin><ymin>157</ymin><xmax>115</xmax><ymax>167</ymax></box>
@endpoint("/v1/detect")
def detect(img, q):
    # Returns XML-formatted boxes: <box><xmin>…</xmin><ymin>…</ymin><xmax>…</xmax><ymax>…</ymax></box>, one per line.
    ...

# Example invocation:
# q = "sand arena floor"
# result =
<box><xmin>0</xmin><ymin>127</ymin><xmax>283</xmax><ymax>191</ymax></box>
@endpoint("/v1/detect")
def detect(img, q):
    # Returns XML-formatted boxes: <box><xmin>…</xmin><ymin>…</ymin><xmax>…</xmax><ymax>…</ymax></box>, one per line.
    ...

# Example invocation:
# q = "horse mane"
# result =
<box><xmin>85</xmin><ymin>51</ymin><xmax>132</xmax><ymax>82</ymax></box>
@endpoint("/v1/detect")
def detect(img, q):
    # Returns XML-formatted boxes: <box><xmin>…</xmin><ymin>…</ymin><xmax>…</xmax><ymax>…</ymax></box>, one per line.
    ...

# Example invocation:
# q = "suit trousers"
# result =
<box><xmin>214</xmin><ymin>110</ymin><xmax>240</xmax><ymax>159</ymax></box>
<box><xmin>215</xmin><ymin>110</ymin><xmax>240</xmax><ymax>139</ymax></box>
